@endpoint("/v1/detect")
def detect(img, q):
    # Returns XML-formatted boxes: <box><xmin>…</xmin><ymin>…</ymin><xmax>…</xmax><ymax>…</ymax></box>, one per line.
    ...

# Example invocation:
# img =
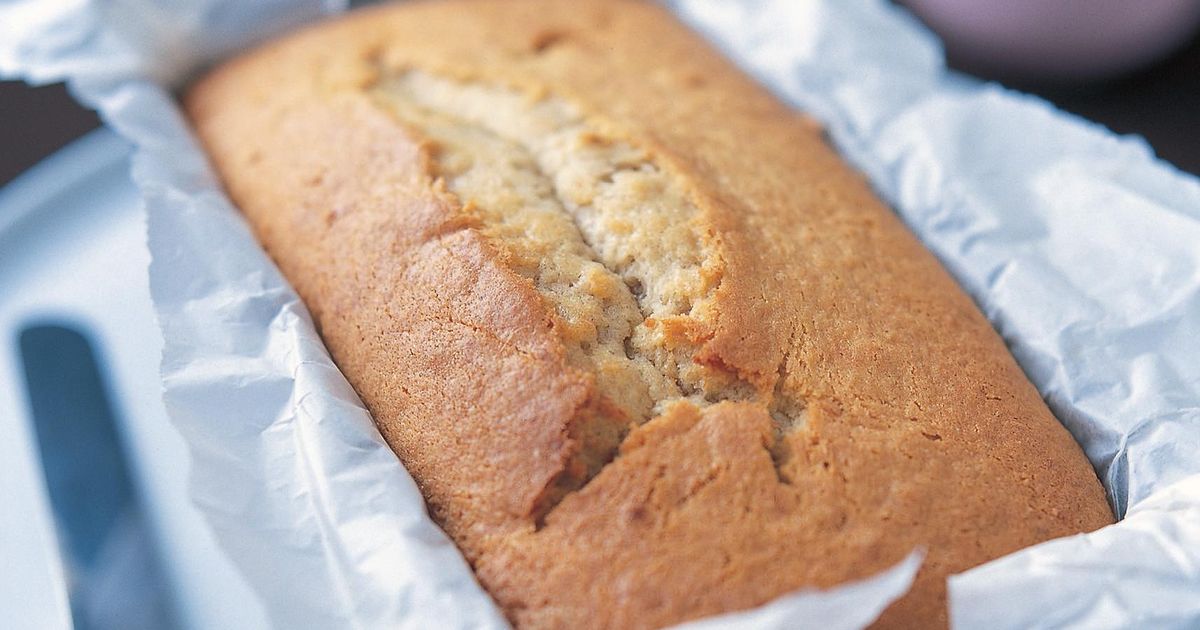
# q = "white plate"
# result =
<box><xmin>0</xmin><ymin>130</ymin><xmax>267</xmax><ymax>630</ymax></box>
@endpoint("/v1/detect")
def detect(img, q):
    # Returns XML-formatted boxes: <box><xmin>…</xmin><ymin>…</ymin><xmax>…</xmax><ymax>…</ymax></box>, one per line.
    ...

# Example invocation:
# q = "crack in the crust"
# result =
<box><xmin>368</xmin><ymin>93</ymin><xmax>665</xmax><ymax>522</ymax></box>
<box><xmin>676</xmin><ymin>464</ymin><xmax>723</xmax><ymax>509</ymax></box>
<box><xmin>768</xmin><ymin>324</ymin><xmax>808</xmax><ymax>484</ymax></box>
<box><xmin>368</xmin><ymin>70</ymin><xmax>806</xmax><ymax>522</ymax></box>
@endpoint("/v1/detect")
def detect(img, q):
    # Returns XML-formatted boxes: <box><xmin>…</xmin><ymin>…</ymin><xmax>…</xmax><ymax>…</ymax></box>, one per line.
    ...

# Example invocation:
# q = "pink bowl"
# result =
<box><xmin>901</xmin><ymin>0</ymin><xmax>1200</xmax><ymax>83</ymax></box>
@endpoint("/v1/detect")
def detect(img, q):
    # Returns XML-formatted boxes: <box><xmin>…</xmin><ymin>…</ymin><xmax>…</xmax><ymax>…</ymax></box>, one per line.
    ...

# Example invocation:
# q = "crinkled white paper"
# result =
<box><xmin>4</xmin><ymin>0</ymin><xmax>1200</xmax><ymax>628</ymax></box>
<box><xmin>676</xmin><ymin>551</ymin><xmax>924</xmax><ymax>630</ymax></box>
<box><xmin>949</xmin><ymin>476</ymin><xmax>1200</xmax><ymax>629</ymax></box>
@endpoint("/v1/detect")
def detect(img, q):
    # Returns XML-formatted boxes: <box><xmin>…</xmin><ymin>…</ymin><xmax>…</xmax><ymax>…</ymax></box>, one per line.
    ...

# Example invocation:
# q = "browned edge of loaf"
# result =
<box><xmin>183</xmin><ymin>1</ymin><xmax>1115</xmax><ymax>628</ymax></box>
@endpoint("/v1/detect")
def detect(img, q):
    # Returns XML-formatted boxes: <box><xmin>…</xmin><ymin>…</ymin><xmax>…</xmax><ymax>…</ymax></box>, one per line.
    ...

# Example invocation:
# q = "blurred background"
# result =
<box><xmin>3</xmin><ymin>1</ymin><xmax>1199</xmax><ymax>183</ymax></box>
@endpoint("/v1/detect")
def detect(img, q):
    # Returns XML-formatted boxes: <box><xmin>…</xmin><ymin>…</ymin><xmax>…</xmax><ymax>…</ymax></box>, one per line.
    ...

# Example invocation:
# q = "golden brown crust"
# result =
<box><xmin>185</xmin><ymin>1</ymin><xmax>1114</xmax><ymax>627</ymax></box>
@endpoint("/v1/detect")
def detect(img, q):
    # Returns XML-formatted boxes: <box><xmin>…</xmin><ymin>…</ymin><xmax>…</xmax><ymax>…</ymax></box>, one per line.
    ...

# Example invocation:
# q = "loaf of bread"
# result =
<box><xmin>185</xmin><ymin>1</ymin><xmax>1114</xmax><ymax>627</ymax></box>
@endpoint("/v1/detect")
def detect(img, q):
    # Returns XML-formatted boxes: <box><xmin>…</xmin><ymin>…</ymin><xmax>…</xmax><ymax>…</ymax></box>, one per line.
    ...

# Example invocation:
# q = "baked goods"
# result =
<box><xmin>185</xmin><ymin>0</ymin><xmax>1114</xmax><ymax>627</ymax></box>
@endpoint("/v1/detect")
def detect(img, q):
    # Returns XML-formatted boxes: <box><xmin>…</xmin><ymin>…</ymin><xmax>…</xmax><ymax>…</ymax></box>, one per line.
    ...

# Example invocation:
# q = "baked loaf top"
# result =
<box><xmin>186</xmin><ymin>1</ymin><xmax>1114</xmax><ymax>627</ymax></box>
